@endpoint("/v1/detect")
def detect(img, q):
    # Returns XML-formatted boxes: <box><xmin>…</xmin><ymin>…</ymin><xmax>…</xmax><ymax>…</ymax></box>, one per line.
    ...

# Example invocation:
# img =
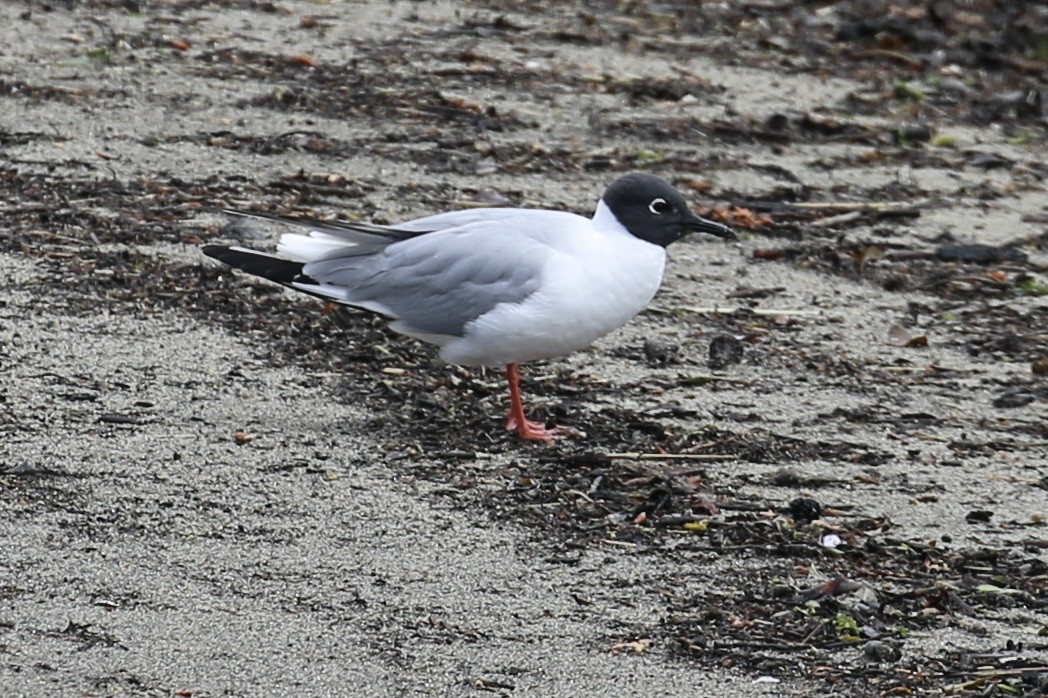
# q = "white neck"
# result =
<box><xmin>591</xmin><ymin>200</ymin><xmax>631</xmax><ymax>237</ymax></box>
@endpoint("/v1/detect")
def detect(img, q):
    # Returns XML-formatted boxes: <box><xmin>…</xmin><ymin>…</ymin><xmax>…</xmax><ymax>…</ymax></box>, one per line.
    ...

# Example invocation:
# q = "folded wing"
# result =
<box><xmin>207</xmin><ymin>208</ymin><xmax>585</xmax><ymax>339</ymax></box>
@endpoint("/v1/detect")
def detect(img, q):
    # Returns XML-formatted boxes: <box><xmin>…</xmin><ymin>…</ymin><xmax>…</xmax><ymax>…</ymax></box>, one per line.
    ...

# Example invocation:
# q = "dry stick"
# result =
<box><xmin>851</xmin><ymin>49</ymin><xmax>923</xmax><ymax>67</ymax></box>
<box><xmin>809</xmin><ymin>210</ymin><xmax>863</xmax><ymax>227</ymax></box>
<box><xmin>603</xmin><ymin>452</ymin><xmax>735</xmax><ymax>462</ymax></box>
<box><xmin>882</xmin><ymin>249</ymin><xmax>945</xmax><ymax>261</ymax></box>
<box><xmin>1</xmin><ymin>204</ymin><xmax>54</xmax><ymax>215</ymax></box>
<box><xmin>679</xmin><ymin>374</ymin><xmax>752</xmax><ymax>385</ymax></box>
<box><xmin>447</xmin><ymin>199</ymin><xmax>505</xmax><ymax>209</ymax></box>
<box><xmin>732</xmin><ymin>200</ymin><xmax>924</xmax><ymax>217</ymax></box>
<box><xmin>943</xmin><ymin>666</ymin><xmax>1048</xmax><ymax>686</ymax></box>
<box><xmin>787</xmin><ymin>201</ymin><xmax>925</xmax><ymax>212</ymax></box>
<box><xmin>681</xmin><ymin>306</ymin><xmax>826</xmax><ymax>317</ymax></box>
<box><xmin>601</xmin><ymin>539</ymin><xmax>638</xmax><ymax>548</ymax></box>
<box><xmin>23</xmin><ymin>229</ymin><xmax>87</xmax><ymax>245</ymax></box>
<box><xmin>878</xmin><ymin>366</ymin><xmax>963</xmax><ymax>373</ymax></box>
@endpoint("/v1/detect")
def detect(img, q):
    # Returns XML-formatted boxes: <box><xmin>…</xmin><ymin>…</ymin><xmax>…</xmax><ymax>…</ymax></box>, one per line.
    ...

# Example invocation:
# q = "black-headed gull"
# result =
<box><xmin>203</xmin><ymin>173</ymin><xmax>735</xmax><ymax>441</ymax></box>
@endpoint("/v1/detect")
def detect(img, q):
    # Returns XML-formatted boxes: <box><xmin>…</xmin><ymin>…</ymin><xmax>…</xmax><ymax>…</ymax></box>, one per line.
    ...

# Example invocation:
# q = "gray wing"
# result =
<box><xmin>222</xmin><ymin>208</ymin><xmax>556</xmax><ymax>259</ymax></box>
<box><xmin>302</xmin><ymin>226</ymin><xmax>549</xmax><ymax>337</ymax></box>
<box><xmin>221</xmin><ymin>208</ymin><xmax>434</xmax><ymax>246</ymax></box>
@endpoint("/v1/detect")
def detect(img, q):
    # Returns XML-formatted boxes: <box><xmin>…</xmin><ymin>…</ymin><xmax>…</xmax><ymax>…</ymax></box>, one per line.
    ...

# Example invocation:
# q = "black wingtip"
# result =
<box><xmin>202</xmin><ymin>244</ymin><xmax>232</xmax><ymax>262</ymax></box>
<box><xmin>202</xmin><ymin>245</ymin><xmax>310</xmax><ymax>285</ymax></box>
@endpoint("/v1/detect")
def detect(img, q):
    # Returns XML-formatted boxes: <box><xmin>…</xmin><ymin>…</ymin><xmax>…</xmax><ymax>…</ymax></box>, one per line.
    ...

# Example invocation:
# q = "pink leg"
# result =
<box><xmin>504</xmin><ymin>364</ymin><xmax>568</xmax><ymax>441</ymax></box>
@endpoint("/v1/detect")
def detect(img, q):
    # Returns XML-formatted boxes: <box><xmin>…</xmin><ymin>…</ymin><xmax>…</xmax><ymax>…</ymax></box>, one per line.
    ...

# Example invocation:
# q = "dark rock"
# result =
<box><xmin>708</xmin><ymin>334</ymin><xmax>744</xmax><ymax>370</ymax></box>
<box><xmin>864</xmin><ymin>640</ymin><xmax>902</xmax><ymax>663</ymax></box>
<box><xmin>771</xmin><ymin>468</ymin><xmax>802</xmax><ymax>487</ymax></box>
<box><xmin>788</xmin><ymin>497</ymin><xmax>822</xmax><ymax>524</ymax></box>
<box><xmin>643</xmin><ymin>338</ymin><xmax>681</xmax><ymax>365</ymax></box>
<box><xmin>895</xmin><ymin>124</ymin><xmax>932</xmax><ymax>144</ymax></box>
<box><xmin>992</xmin><ymin>388</ymin><xmax>1035</xmax><ymax>408</ymax></box>
<box><xmin>937</xmin><ymin>243</ymin><xmax>1028</xmax><ymax>264</ymax></box>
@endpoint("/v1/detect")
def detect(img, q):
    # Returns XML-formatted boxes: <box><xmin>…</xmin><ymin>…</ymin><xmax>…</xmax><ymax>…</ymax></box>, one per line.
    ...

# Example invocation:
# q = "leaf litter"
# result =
<box><xmin>2</xmin><ymin>0</ymin><xmax>1047</xmax><ymax>694</ymax></box>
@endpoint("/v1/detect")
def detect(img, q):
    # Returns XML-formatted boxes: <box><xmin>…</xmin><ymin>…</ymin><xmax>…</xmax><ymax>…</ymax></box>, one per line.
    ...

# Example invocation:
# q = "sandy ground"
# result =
<box><xmin>2</xmin><ymin>253</ymin><xmax>791</xmax><ymax>696</ymax></box>
<box><xmin>1</xmin><ymin>1</ymin><xmax>1046</xmax><ymax>696</ymax></box>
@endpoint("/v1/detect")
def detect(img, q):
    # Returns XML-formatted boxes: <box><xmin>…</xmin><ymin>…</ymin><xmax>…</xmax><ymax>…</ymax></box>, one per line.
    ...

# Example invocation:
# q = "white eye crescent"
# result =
<box><xmin>648</xmin><ymin>198</ymin><xmax>670</xmax><ymax>215</ymax></box>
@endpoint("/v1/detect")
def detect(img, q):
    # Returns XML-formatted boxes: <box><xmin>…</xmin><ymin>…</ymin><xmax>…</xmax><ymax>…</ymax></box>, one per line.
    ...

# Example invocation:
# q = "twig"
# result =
<box><xmin>603</xmin><ymin>452</ymin><xmax>735</xmax><ymax>462</ymax></box>
<box><xmin>268</xmin><ymin>180</ymin><xmax>365</xmax><ymax>198</ymax></box>
<box><xmin>943</xmin><ymin>665</ymin><xmax>1048</xmax><ymax>692</ymax></box>
<box><xmin>882</xmin><ymin>249</ymin><xmax>938</xmax><ymax>261</ymax></box>
<box><xmin>679</xmin><ymin>373</ymin><xmax>752</xmax><ymax>386</ymax></box>
<box><xmin>728</xmin><ymin>200</ymin><xmax>925</xmax><ymax>217</ymax></box>
<box><xmin>22</xmin><ymin>229</ymin><xmax>88</xmax><ymax>245</ymax></box>
<box><xmin>680</xmin><ymin>306</ymin><xmax>825</xmax><ymax>317</ymax></box>
<box><xmin>877</xmin><ymin>366</ymin><xmax>965</xmax><ymax>374</ymax></box>
<box><xmin>445</xmin><ymin>199</ymin><xmax>501</xmax><ymax>209</ymax></box>
<box><xmin>0</xmin><ymin>204</ymin><xmax>55</xmax><ymax>215</ymax></box>
<box><xmin>563</xmin><ymin>489</ymin><xmax>595</xmax><ymax>503</ymax></box>
<box><xmin>788</xmin><ymin>201</ymin><xmax>922</xmax><ymax>212</ymax></box>
<box><xmin>852</xmin><ymin>49</ymin><xmax>923</xmax><ymax>67</ymax></box>
<box><xmin>810</xmin><ymin>211</ymin><xmax>863</xmax><ymax>228</ymax></box>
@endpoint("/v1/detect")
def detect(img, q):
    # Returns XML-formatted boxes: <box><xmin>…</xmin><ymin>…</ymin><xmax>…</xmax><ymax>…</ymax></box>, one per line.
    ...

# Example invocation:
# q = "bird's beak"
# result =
<box><xmin>685</xmin><ymin>213</ymin><xmax>737</xmax><ymax>241</ymax></box>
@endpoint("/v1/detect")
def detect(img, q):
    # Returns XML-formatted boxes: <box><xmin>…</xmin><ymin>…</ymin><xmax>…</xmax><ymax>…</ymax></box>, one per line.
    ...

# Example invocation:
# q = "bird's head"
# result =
<box><xmin>600</xmin><ymin>173</ymin><xmax>737</xmax><ymax>247</ymax></box>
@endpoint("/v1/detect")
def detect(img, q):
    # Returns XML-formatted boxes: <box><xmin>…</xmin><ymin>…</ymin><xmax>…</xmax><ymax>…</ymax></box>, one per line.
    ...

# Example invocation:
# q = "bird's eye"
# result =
<box><xmin>648</xmin><ymin>198</ymin><xmax>670</xmax><ymax>215</ymax></box>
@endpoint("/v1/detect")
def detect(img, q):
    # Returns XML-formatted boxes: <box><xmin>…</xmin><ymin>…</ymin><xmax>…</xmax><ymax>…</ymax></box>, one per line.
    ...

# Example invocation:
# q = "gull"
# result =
<box><xmin>203</xmin><ymin>173</ymin><xmax>735</xmax><ymax>441</ymax></box>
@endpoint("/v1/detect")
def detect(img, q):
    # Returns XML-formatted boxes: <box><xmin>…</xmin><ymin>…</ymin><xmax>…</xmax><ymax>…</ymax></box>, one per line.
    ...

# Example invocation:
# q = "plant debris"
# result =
<box><xmin>1</xmin><ymin>0</ymin><xmax>1046</xmax><ymax>693</ymax></box>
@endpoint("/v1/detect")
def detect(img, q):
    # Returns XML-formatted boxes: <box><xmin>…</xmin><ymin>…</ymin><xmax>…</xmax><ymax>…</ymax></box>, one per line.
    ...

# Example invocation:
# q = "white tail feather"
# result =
<box><xmin>277</xmin><ymin>233</ymin><xmax>352</xmax><ymax>262</ymax></box>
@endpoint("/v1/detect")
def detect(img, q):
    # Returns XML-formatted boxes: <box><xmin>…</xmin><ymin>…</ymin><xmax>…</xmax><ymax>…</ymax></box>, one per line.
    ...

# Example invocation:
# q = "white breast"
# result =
<box><xmin>439</xmin><ymin>202</ymin><xmax>666</xmax><ymax>367</ymax></box>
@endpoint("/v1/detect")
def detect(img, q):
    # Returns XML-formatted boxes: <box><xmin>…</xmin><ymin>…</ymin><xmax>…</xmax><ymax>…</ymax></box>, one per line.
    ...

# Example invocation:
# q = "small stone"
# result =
<box><xmin>770</xmin><ymin>468</ymin><xmax>801</xmax><ymax>487</ymax></box>
<box><xmin>708</xmin><ymin>334</ymin><xmax>744</xmax><ymax>370</ymax></box>
<box><xmin>788</xmin><ymin>497</ymin><xmax>822</xmax><ymax>524</ymax></box>
<box><xmin>993</xmin><ymin>388</ymin><xmax>1035</xmax><ymax>408</ymax></box>
<box><xmin>853</xmin><ymin>585</ymin><xmax>881</xmax><ymax>610</ymax></box>
<box><xmin>820</xmin><ymin>532</ymin><xmax>842</xmax><ymax>549</ymax></box>
<box><xmin>864</xmin><ymin>640</ymin><xmax>902</xmax><ymax>662</ymax></box>
<box><xmin>965</xmin><ymin>510</ymin><xmax>993</xmax><ymax>524</ymax></box>
<box><xmin>764</xmin><ymin>113</ymin><xmax>790</xmax><ymax>131</ymax></box>
<box><xmin>895</xmin><ymin>124</ymin><xmax>932</xmax><ymax>144</ymax></box>
<box><xmin>643</xmin><ymin>338</ymin><xmax>680</xmax><ymax>365</ymax></box>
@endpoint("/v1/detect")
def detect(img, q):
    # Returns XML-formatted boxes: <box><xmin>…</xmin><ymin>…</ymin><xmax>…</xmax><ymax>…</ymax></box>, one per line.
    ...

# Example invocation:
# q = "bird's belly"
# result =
<box><xmin>440</xmin><ymin>241</ymin><xmax>666</xmax><ymax>367</ymax></box>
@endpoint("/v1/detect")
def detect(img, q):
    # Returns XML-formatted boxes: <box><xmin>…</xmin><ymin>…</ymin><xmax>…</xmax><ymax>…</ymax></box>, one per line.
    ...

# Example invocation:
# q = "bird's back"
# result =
<box><xmin>285</xmin><ymin>208</ymin><xmax>593</xmax><ymax>342</ymax></box>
